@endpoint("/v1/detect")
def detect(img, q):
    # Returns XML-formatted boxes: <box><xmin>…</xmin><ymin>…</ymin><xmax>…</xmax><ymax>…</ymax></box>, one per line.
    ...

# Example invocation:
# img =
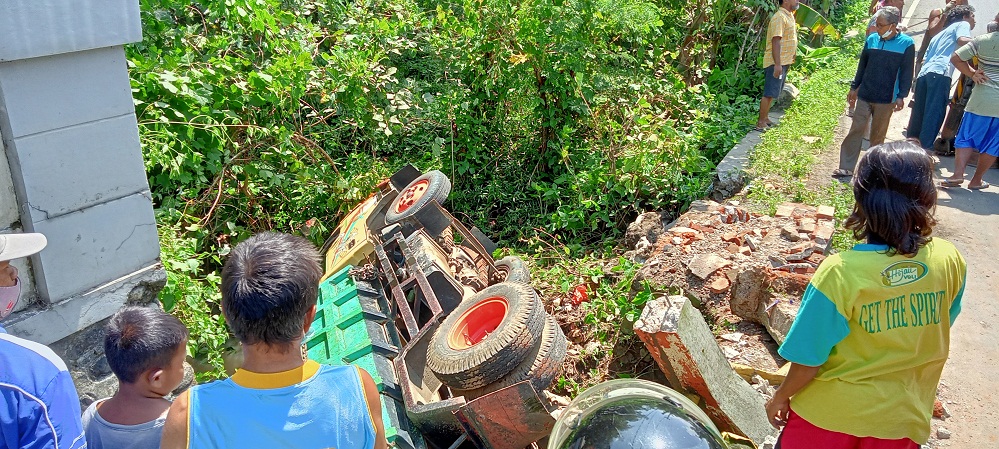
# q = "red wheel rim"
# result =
<box><xmin>395</xmin><ymin>179</ymin><xmax>430</xmax><ymax>213</ymax></box>
<box><xmin>447</xmin><ymin>297</ymin><xmax>509</xmax><ymax>350</ymax></box>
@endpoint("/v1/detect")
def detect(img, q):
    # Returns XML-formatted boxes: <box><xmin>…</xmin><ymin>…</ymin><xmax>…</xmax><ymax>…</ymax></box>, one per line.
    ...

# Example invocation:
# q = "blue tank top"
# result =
<box><xmin>187</xmin><ymin>361</ymin><xmax>375</xmax><ymax>448</ymax></box>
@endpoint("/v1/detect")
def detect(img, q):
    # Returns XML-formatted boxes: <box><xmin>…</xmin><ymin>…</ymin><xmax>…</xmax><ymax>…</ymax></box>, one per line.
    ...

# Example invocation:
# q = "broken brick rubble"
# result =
<box><xmin>634</xmin><ymin>201</ymin><xmax>837</xmax><ymax>375</ymax></box>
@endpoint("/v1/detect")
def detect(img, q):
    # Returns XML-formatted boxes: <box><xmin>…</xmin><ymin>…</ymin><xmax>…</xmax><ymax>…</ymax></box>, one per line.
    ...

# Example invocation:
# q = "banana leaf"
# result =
<box><xmin>795</xmin><ymin>3</ymin><xmax>839</xmax><ymax>39</ymax></box>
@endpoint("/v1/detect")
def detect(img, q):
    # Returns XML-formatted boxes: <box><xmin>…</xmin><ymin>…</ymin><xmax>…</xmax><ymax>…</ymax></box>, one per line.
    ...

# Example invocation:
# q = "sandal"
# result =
<box><xmin>939</xmin><ymin>178</ymin><xmax>963</xmax><ymax>187</ymax></box>
<box><xmin>933</xmin><ymin>138</ymin><xmax>955</xmax><ymax>156</ymax></box>
<box><xmin>969</xmin><ymin>181</ymin><xmax>991</xmax><ymax>190</ymax></box>
<box><xmin>832</xmin><ymin>169</ymin><xmax>853</xmax><ymax>178</ymax></box>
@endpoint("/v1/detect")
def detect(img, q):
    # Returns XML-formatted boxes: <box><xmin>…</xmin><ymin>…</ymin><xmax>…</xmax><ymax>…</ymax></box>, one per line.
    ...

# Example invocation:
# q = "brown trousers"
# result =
<box><xmin>840</xmin><ymin>99</ymin><xmax>895</xmax><ymax>172</ymax></box>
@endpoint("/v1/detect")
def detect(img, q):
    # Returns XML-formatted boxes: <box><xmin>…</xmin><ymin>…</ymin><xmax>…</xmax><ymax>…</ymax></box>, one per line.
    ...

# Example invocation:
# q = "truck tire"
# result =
<box><xmin>426</xmin><ymin>282</ymin><xmax>545</xmax><ymax>390</ymax></box>
<box><xmin>495</xmin><ymin>256</ymin><xmax>531</xmax><ymax>285</ymax></box>
<box><xmin>385</xmin><ymin>170</ymin><xmax>451</xmax><ymax>225</ymax></box>
<box><xmin>455</xmin><ymin>313</ymin><xmax>566</xmax><ymax>400</ymax></box>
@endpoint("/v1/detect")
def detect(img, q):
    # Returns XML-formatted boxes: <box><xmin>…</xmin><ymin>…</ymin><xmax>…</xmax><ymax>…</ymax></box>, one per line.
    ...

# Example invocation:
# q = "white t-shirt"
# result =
<box><xmin>80</xmin><ymin>399</ymin><xmax>167</xmax><ymax>449</ymax></box>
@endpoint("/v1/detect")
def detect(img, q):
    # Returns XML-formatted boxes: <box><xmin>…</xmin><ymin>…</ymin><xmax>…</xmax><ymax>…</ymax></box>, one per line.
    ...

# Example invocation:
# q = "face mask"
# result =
<box><xmin>0</xmin><ymin>279</ymin><xmax>20</xmax><ymax>319</ymax></box>
<box><xmin>881</xmin><ymin>29</ymin><xmax>894</xmax><ymax>38</ymax></box>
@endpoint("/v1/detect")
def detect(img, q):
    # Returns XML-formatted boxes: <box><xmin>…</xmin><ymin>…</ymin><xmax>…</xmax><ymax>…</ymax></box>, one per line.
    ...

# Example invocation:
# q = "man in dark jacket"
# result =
<box><xmin>835</xmin><ymin>6</ymin><xmax>916</xmax><ymax>178</ymax></box>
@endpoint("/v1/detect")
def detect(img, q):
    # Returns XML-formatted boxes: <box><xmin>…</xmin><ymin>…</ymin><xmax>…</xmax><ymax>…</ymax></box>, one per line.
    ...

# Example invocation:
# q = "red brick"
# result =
<box><xmin>806</xmin><ymin>252</ymin><xmax>826</xmax><ymax>266</ymax></box>
<box><xmin>726</xmin><ymin>243</ymin><xmax>741</xmax><ymax>254</ymax></box>
<box><xmin>670</xmin><ymin>226</ymin><xmax>699</xmax><ymax>236</ymax></box>
<box><xmin>798</xmin><ymin>219</ymin><xmax>816</xmax><ymax>234</ymax></box>
<box><xmin>814</xmin><ymin>225</ymin><xmax>835</xmax><ymax>241</ymax></box>
<box><xmin>816</xmin><ymin>205</ymin><xmax>835</xmax><ymax>220</ymax></box>
<box><xmin>788</xmin><ymin>241</ymin><xmax>813</xmax><ymax>254</ymax></box>
<box><xmin>709</xmin><ymin>276</ymin><xmax>731</xmax><ymax>294</ymax></box>
<box><xmin>775</xmin><ymin>203</ymin><xmax>795</xmax><ymax>218</ymax></box>
<box><xmin>722</xmin><ymin>232</ymin><xmax>742</xmax><ymax>244</ymax></box>
<box><xmin>779</xmin><ymin>263</ymin><xmax>813</xmax><ymax>275</ymax></box>
<box><xmin>739</xmin><ymin>246</ymin><xmax>752</xmax><ymax>256</ymax></box>
<box><xmin>785</xmin><ymin>250</ymin><xmax>812</xmax><ymax>262</ymax></box>
<box><xmin>690</xmin><ymin>223</ymin><xmax>715</xmax><ymax>233</ymax></box>
<box><xmin>933</xmin><ymin>399</ymin><xmax>950</xmax><ymax>419</ymax></box>
<box><xmin>767</xmin><ymin>270</ymin><xmax>811</xmax><ymax>295</ymax></box>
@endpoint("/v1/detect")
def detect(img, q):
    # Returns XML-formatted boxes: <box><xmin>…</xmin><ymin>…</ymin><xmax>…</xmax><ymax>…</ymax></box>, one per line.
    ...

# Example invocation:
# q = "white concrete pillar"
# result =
<box><xmin>0</xmin><ymin>0</ymin><xmax>163</xmax><ymax>345</ymax></box>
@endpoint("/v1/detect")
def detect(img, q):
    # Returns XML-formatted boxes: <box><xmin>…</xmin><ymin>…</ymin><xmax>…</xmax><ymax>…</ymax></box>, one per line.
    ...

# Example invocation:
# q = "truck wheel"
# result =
<box><xmin>495</xmin><ymin>256</ymin><xmax>531</xmax><ymax>285</ymax></box>
<box><xmin>455</xmin><ymin>314</ymin><xmax>566</xmax><ymax>400</ymax></box>
<box><xmin>385</xmin><ymin>170</ymin><xmax>451</xmax><ymax>225</ymax></box>
<box><xmin>426</xmin><ymin>282</ymin><xmax>545</xmax><ymax>390</ymax></box>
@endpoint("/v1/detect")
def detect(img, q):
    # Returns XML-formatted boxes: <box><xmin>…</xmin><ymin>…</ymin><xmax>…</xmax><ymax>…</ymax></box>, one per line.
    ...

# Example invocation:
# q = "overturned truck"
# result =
<box><xmin>309</xmin><ymin>166</ymin><xmax>566</xmax><ymax>449</ymax></box>
<box><xmin>311</xmin><ymin>166</ymin><xmax>740</xmax><ymax>449</ymax></box>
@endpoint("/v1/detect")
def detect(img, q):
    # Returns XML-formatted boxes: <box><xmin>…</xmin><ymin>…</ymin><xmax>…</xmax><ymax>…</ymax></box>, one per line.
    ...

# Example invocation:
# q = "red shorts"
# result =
<box><xmin>776</xmin><ymin>410</ymin><xmax>920</xmax><ymax>449</ymax></box>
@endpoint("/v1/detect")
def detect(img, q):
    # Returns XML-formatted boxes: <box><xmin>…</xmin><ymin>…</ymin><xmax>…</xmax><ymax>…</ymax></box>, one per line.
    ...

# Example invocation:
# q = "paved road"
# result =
<box><xmin>897</xmin><ymin>0</ymin><xmax>999</xmax><ymax>446</ymax></box>
<box><xmin>903</xmin><ymin>0</ymin><xmax>998</xmax><ymax>38</ymax></box>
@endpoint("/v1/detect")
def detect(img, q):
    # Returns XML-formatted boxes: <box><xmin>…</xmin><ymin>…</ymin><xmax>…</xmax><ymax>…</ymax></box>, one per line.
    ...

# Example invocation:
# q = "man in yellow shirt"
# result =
<box><xmin>757</xmin><ymin>0</ymin><xmax>800</xmax><ymax>131</ymax></box>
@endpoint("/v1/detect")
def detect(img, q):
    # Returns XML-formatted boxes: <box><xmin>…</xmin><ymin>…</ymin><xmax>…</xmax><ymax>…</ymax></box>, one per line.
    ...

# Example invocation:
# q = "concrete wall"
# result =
<box><xmin>0</xmin><ymin>131</ymin><xmax>40</xmax><ymax>314</ymax></box>
<box><xmin>0</xmin><ymin>1</ymin><xmax>164</xmax><ymax>352</ymax></box>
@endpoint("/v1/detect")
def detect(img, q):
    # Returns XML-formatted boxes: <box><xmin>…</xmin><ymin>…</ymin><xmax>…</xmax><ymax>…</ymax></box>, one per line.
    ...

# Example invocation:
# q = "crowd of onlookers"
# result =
<box><xmin>1</xmin><ymin>232</ymin><xmax>387</xmax><ymax>449</ymax></box>
<box><xmin>759</xmin><ymin>0</ymin><xmax>999</xmax><ymax>191</ymax></box>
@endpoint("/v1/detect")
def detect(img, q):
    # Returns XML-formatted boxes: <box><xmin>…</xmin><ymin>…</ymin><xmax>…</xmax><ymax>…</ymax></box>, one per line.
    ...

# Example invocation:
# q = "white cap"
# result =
<box><xmin>0</xmin><ymin>233</ymin><xmax>47</xmax><ymax>262</ymax></box>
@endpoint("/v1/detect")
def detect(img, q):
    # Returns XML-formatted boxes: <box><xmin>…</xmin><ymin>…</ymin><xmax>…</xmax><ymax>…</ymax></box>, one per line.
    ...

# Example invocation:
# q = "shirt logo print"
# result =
<box><xmin>880</xmin><ymin>261</ymin><xmax>928</xmax><ymax>287</ymax></box>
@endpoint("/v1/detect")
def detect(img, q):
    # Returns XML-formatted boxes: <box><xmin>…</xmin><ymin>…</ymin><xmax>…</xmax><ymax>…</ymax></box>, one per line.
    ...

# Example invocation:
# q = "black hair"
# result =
<box><xmin>221</xmin><ymin>232</ymin><xmax>322</xmax><ymax>346</ymax></box>
<box><xmin>844</xmin><ymin>141</ymin><xmax>937</xmax><ymax>257</ymax></box>
<box><xmin>105</xmin><ymin>306</ymin><xmax>189</xmax><ymax>383</ymax></box>
<box><xmin>945</xmin><ymin>5</ymin><xmax>975</xmax><ymax>27</ymax></box>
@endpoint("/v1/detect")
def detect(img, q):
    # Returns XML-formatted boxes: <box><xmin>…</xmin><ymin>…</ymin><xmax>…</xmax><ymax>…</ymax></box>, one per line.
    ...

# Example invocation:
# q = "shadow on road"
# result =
<box><xmin>935</xmin><ymin>158</ymin><xmax>999</xmax><ymax>217</ymax></box>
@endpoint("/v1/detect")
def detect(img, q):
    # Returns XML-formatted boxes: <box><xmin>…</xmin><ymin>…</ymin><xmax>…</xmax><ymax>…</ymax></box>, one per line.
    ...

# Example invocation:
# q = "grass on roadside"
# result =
<box><xmin>745</xmin><ymin>38</ymin><xmax>864</xmax><ymax>252</ymax></box>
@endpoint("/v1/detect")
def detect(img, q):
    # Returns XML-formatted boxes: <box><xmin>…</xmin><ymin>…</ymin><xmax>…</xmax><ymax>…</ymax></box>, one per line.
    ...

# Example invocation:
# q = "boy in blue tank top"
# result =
<box><xmin>160</xmin><ymin>232</ymin><xmax>386</xmax><ymax>449</ymax></box>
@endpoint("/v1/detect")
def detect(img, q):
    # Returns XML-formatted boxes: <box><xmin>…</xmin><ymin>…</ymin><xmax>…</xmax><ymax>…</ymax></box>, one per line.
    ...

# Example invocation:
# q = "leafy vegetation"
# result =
<box><xmin>137</xmin><ymin>0</ymin><xmax>861</xmax><ymax>374</ymax></box>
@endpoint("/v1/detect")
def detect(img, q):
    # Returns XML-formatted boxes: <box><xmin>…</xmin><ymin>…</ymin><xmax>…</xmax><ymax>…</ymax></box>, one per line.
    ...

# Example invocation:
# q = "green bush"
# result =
<box><xmin>134</xmin><ymin>0</ymin><xmax>859</xmax><ymax>373</ymax></box>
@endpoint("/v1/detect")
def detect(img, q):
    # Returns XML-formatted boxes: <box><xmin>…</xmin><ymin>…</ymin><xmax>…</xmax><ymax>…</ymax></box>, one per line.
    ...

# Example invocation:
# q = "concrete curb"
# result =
<box><xmin>710</xmin><ymin>110</ymin><xmax>787</xmax><ymax>202</ymax></box>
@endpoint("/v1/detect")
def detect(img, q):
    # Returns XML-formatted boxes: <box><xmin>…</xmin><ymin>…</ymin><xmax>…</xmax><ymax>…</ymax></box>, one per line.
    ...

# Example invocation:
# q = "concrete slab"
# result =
<box><xmin>0</xmin><ymin>1</ymin><xmax>141</xmax><ymax>62</ymax></box>
<box><xmin>761</xmin><ymin>299</ymin><xmax>799</xmax><ymax>345</ymax></box>
<box><xmin>688</xmin><ymin>254</ymin><xmax>732</xmax><ymax>280</ymax></box>
<box><xmin>0</xmin><ymin>46</ymin><xmax>135</xmax><ymax>138</ymax></box>
<box><xmin>9</xmin><ymin>114</ymin><xmax>149</xmax><ymax>221</ymax></box>
<box><xmin>712</xmin><ymin>111</ymin><xmax>785</xmax><ymax>201</ymax></box>
<box><xmin>27</xmin><ymin>192</ymin><xmax>160</xmax><ymax>300</ymax></box>
<box><xmin>3</xmin><ymin>265</ymin><xmax>165</xmax><ymax>345</ymax></box>
<box><xmin>635</xmin><ymin>295</ymin><xmax>774</xmax><ymax>444</ymax></box>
